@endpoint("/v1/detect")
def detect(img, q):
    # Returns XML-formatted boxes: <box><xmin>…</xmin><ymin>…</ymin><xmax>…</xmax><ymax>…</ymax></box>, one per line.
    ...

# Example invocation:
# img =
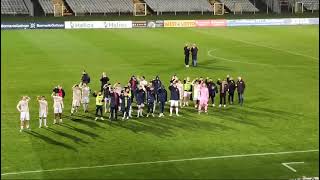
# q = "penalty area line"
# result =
<box><xmin>1</xmin><ymin>149</ymin><xmax>318</xmax><ymax>176</ymax></box>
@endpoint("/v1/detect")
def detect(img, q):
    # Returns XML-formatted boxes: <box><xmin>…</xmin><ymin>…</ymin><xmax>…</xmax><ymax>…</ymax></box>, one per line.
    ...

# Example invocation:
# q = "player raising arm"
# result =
<box><xmin>52</xmin><ymin>92</ymin><xmax>64</xmax><ymax>124</ymax></box>
<box><xmin>71</xmin><ymin>84</ymin><xmax>82</xmax><ymax>115</ymax></box>
<box><xmin>17</xmin><ymin>96</ymin><xmax>31</xmax><ymax>132</ymax></box>
<box><xmin>37</xmin><ymin>96</ymin><xmax>48</xmax><ymax>128</ymax></box>
<box><xmin>80</xmin><ymin>83</ymin><xmax>90</xmax><ymax>113</ymax></box>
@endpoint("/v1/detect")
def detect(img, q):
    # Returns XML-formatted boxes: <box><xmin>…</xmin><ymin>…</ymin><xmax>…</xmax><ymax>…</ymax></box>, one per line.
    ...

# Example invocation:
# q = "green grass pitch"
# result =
<box><xmin>1</xmin><ymin>25</ymin><xmax>319</xmax><ymax>179</ymax></box>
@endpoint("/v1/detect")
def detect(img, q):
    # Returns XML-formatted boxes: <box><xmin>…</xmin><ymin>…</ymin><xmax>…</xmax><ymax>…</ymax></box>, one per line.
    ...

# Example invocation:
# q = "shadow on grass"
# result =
<box><xmin>45</xmin><ymin>127</ymin><xmax>89</xmax><ymax>144</ymax></box>
<box><xmin>106</xmin><ymin>105</ymin><xmax>236</xmax><ymax>138</ymax></box>
<box><xmin>25</xmin><ymin>131</ymin><xmax>78</xmax><ymax>152</ymax></box>
<box><xmin>60</xmin><ymin>123</ymin><xmax>101</xmax><ymax>139</ymax></box>
<box><xmin>65</xmin><ymin>114</ymin><xmax>106</xmax><ymax>129</ymax></box>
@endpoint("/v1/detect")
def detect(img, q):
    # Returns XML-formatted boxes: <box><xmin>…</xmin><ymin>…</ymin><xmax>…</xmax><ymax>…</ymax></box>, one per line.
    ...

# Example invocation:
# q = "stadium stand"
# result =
<box><xmin>143</xmin><ymin>0</ymin><xmax>213</xmax><ymax>13</ymax></box>
<box><xmin>219</xmin><ymin>0</ymin><xmax>259</xmax><ymax>13</ymax></box>
<box><xmin>1</xmin><ymin>0</ymin><xmax>29</xmax><ymax>15</ymax></box>
<box><xmin>64</xmin><ymin>0</ymin><xmax>133</xmax><ymax>15</ymax></box>
<box><xmin>298</xmin><ymin>0</ymin><xmax>319</xmax><ymax>10</ymax></box>
<box><xmin>38</xmin><ymin>0</ymin><xmax>54</xmax><ymax>15</ymax></box>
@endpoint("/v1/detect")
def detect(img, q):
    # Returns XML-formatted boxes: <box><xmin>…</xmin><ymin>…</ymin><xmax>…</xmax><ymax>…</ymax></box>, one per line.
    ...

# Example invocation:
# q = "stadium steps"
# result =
<box><xmin>1</xmin><ymin>0</ymin><xmax>29</xmax><ymax>15</ymax></box>
<box><xmin>24</xmin><ymin>0</ymin><xmax>34</xmax><ymax>16</ymax></box>
<box><xmin>219</xmin><ymin>0</ymin><xmax>259</xmax><ymax>13</ymax></box>
<box><xmin>248</xmin><ymin>0</ymin><xmax>271</xmax><ymax>12</ymax></box>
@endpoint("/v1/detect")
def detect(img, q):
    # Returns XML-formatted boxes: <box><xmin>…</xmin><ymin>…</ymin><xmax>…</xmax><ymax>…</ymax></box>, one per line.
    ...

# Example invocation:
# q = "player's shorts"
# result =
<box><xmin>39</xmin><ymin>111</ymin><xmax>47</xmax><ymax>118</ymax></box>
<box><xmin>137</xmin><ymin>103</ymin><xmax>144</xmax><ymax>107</ymax></box>
<box><xmin>170</xmin><ymin>100</ymin><xmax>179</xmax><ymax>107</ymax></box>
<box><xmin>193</xmin><ymin>94</ymin><xmax>199</xmax><ymax>101</ymax></box>
<box><xmin>104</xmin><ymin>97</ymin><xmax>110</xmax><ymax>102</ymax></box>
<box><xmin>54</xmin><ymin>106</ymin><xmax>62</xmax><ymax>114</ymax></box>
<box><xmin>184</xmin><ymin>91</ymin><xmax>191</xmax><ymax>97</ymax></box>
<box><xmin>82</xmin><ymin>97</ymin><xmax>89</xmax><ymax>104</ymax></box>
<box><xmin>20</xmin><ymin>112</ymin><xmax>30</xmax><ymax>121</ymax></box>
<box><xmin>72</xmin><ymin>99</ymin><xmax>80</xmax><ymax>107</ymax></box>
<box><xmin>199</xmin><ymin>100</ymin><xmax>208</xmax><ymax>107</ymax></box>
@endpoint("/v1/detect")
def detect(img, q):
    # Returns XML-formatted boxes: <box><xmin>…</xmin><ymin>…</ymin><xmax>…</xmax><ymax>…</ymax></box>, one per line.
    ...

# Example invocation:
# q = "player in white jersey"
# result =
<box><xmin>52</xmin><ymin>92</ymin><xmax>64</xmax><ymax>124</ymax></box>
<box><xmin>80</xmin><ymin>83</ymin><xmax>90</xmax><ymax>113</ymax></box>
<box><xmin>16</xmin><ymin>96</ymin><xmax>31</xmax><ymax>132</ymax></box>
<box><xmin>71</xmin><ymin>84</ymin><xmax>82</xmax><ymax>115</ymax></box>
<box><xmin>37</xmin><ymin>96</ymin><xmax>48</xmax><ymax>128</ymax></box>
<box><xmin>176</xmin><ymin>80</ymin><xmax>184</xmax><ymax>108</ymax></box>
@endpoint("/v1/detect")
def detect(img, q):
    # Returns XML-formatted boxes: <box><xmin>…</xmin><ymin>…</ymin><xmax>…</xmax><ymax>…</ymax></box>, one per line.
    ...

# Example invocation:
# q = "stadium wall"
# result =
<box><xmin>1</xmin><ymin>18</ymin><xmax>318</xmax><ymax>30</ymax></box>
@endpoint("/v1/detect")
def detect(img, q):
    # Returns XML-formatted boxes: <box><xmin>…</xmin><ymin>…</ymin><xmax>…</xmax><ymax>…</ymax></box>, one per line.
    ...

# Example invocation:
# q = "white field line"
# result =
<box><xmin>281</xmin><ymin>162</ymin><xmax>305</xmax><ymax>172</ymax></box>
<box><xmin>228</xmin><ymin>38</ymin><xmax>319</xmax><ymax>61</ymax></box>
<box><xmin>192</xmin><ymin>29</ymin><xmax>319</xmax><ymax>61</ymax></box>
<box><xmin>207</xmin><ymin>50</ymin><xmax>316</xmax><ymax>69</ymax></box>
<box><xmin>1</xmin><ymin>149</ymin><xmax>318</xmax><ymax>176</ymax></box>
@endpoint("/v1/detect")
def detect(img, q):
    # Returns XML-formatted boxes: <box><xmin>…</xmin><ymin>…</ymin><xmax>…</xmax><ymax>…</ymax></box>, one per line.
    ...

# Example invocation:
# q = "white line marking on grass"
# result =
<box><xmin>228</xmin><ymin>38</ymin><xmax>319</xmax><ymax>61</ymax></box>
<box><xmin>207</xmin><ymin>50</ymin><xmax>316</xmax><ymax>69</ymax></box>
<box><xmin>193</xmin><ymin>28</ymin><xmax>319</xmax><ymax>61</ymax></box>
<box><xmin>1</xmin><ymin>149</ymin><xmax>318</xmax><ymax>176</ymax></box>
<box><xmin>281</xmin><ymin>162</ymin><xmax>305</xmax><ymax>172</ymax></box>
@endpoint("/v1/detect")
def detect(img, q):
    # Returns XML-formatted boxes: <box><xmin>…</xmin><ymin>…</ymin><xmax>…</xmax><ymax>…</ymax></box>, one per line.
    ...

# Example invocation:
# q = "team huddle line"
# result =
<box><xmin>16</xmin><ymin>71</ymin><xmax>246</xmax><ymax>132</ymax></box>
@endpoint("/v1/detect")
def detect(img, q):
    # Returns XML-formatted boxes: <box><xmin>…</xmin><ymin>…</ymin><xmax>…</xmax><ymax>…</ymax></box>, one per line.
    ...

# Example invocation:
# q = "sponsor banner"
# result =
<box><xmin>104</xmin><ymin>21</ymin><xmax>132</xmax><ymax>29</ymax></box>
<box><xmin>132</xmin><ymin>21</ymin><xmax>147</xmax><ymax>28</ymax></box>
<box><xmin>65</xmin><ymin>21</ymin><xmax>104</xmax><ymax>29</ymax></box>
<box><xmin>195</xmin><ymin>19</ymin><xmax>227</xmax><ymax>27</ymax></box>
<box><xmin>65</xmin><ymin>21</ymin><xmax>132</xmax><ymax>29</ymax></box>
<box><xmin>147</xmin><ymin>20</ymin><xmax>164</xmax><ymax>28</ymax></box>
<box><xmin>31</xmin><ymin>22</ymin><xmax>65</xmax><ymax>29</ymax></box>
<box><xmin>226</xmin><ymin>18</ymin><xmax>319</xmax><ymax>27</ymax></box>
<box><xmin>164</xmin><ymin>20</ymin><xmax>196</xmax><ymax>28</ymax></box>
<box><xmin>290</xmin><ymin>18</ymin><xmax>319</xmax><ymax>25</ymax></box>
<box><xmin>227</xmin><ymin>18</ymin><xmax>291</xmax><ymax>26</ymax></box>
<box><xmin>1</xmin><ymin>22</ymin><xmax>30</xmax><ymax>29</ymax></box>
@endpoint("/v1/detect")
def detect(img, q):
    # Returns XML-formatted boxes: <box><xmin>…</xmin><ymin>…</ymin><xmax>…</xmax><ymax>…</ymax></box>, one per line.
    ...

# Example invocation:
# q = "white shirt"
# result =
<box><xmin>72</xmin><ymin>87</ymin><xmax>82</xmax><ymax>100</ymax></box>
<box><xmin>17</xmin><ymin>100</ymin><xmax>29</xmax><ymax>112</ymax></box>
<box><xmin>53</xmin><ymin>96</ymin><xmax>63</xmax><ymax>108</ymax></box>
<box><xmin>39</xmin><ymin>100</ymin><xmax>48</xmax><ymax>112</ymax></box>
<box><xmin>82</xmin><ymin>87</ymin><xmax>90</xmax><ymax>98</ymax></box>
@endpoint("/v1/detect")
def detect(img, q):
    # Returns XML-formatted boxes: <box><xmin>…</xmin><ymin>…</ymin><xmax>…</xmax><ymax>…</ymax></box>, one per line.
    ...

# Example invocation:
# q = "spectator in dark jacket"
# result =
<box><xmin>100</xmin><ymin>72</ymin><xmax>109</xmax><ymax>92</ymax></box>
<box><xmin>103</xmin><ymin>83</ymin><xmax>111</xmax><ymax>113</ymax></box>
<box><xmin>146</xmin><ymin>86</ymin><xmax>156</xmax><ymax>117</ymax></box>
<box><xmin>129</xmin><ymin>75</ymin><xmax>138</xmax><ymax>102</ymax></box>
<box><xmin>228</xmin><ymin>78</ymin><xmax>236</xmax><ymax>105</ymax></box>
<box><xmin>120</xmin><ymin>89</ymin><xmax>131</xmax><ymax>120</ymax></box>
<box><xmin>152</xmin><ymin>75</ymin><xmax>162</xmax><ymax>111</ymax></box>
<box><xmin>184</xmin><ymin>44</ymin><xmax>190</xmax><ymax>67</ymax></box>
<box><xmin>169</xmin><ymin>82</ymin><xmax>180</xmax><ymax>116</ymax></box>
<box><xmin>236</xmin><ymin>77</ymin><xmax>246</xmax><ymax>106</ymax></box>
<box><xmin>136</xmin><ymin>85</ymin><xmax>145</xmax><ymax>117</ymax></box>
<box><xmin>157</xmin><ymin>85</ymin><xmax>167</xmax><ymax>117</ymax></box>
<box><xmin>217</xmin><ymin>79</ymin><xmax>228</xmax><ymax>108</ymax></box>
<box><xmin>81</xmin><ymin>71</ymin><xmax>90</xmax><ymax>84</ymax></box>
<box><xmin>226</xmin><ymin>75</ymin><xmax>231</xmax><ymax>84</ymax></box>
<box><xmin>109</xmin><ymin>88</ymin><xmax>120</xmax><ymax>120</ymax></box>
<box><xmin>191</xmin><ymin>44</ymin><xmax>198</xmax><ymax>67</ymax></box>
<box><xmin>207</xmin><ymin>79</ymin><xmax>218</xmax><ymax>107</ymax></box>
<box><xmin>53</xmin><ymin>85</ymin><xmax>65</xmax><ymax>98</ymax></box>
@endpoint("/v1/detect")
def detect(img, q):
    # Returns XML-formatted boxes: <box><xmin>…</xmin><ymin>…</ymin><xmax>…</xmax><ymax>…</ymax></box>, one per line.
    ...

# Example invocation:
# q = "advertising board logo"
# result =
<box><xmin>147</xmin><ymin>21</ymin><xmax>156</xmax><ymax>28</ymax></box>
<box><xmin>29</xmin><ymin>23</ymin><xmax>36</xmax><ymax>29</ymax></box>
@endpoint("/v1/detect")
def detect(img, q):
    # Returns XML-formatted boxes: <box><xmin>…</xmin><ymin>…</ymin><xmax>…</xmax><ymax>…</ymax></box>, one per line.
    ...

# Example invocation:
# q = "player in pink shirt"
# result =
<box><xmin>198</xmin><ymin>82</ymin><xmax>209</xmax><ymax>114</ymax></box>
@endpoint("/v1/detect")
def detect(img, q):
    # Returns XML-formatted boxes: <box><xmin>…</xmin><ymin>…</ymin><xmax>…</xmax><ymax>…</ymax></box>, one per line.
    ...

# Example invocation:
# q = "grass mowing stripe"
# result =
<box><xmin>2</xmin><ymin>149</ymin><xmax>318</xmax><ymax>176</ymax></box>
<box><xmin>207</xmin><ymin>50</ymin><xmax>317</xmax><ymax>68</ymax></box>
<box><xmin>191</xmin><ymin>27</ymin><xmax>319</xmax><ymax>61</ymax></box>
